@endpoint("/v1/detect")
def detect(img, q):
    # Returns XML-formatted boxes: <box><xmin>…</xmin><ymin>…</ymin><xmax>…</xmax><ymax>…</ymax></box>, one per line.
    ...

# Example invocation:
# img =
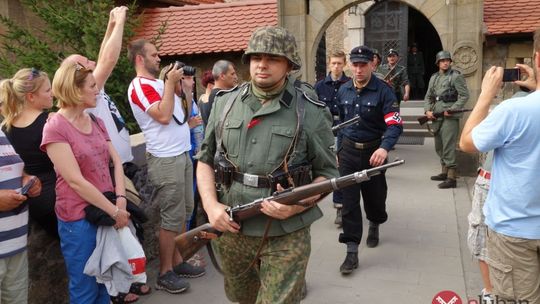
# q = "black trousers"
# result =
<box><xmin>338</xmin><ymin>141</ymin><xmax>388</xmax><ymax>245</ymax></box>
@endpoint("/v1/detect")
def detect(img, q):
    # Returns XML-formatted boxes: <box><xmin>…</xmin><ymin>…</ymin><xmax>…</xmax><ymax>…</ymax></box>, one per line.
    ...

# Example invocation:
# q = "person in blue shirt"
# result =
<box><xmin>460</xmin><ymin>50</ymin><xmax>540</xmax><ymax>303</ymax></box>
<box><xmin>335</xmin><ymin>45</ymin><xmax>403</xmax><ymax>275</ymax></box>
<box><xmin>314</xmin><ymin>50</ymin><xmax>351</xmax><ymax>228</ymax></box>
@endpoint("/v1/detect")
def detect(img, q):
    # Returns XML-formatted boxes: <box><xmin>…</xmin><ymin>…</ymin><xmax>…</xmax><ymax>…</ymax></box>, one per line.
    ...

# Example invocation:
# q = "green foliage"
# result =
<box><xmin>0</xmin><ymin>0</ymin><xmax>152</xmax><ymax>133</ymax></box>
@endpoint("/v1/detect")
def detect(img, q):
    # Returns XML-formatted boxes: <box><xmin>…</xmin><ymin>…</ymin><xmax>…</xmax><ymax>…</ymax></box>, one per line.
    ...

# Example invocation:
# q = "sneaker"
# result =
<box><xmin>173</xmin><ymin>262</ymin><xmax>206</xmax><ymax>278</ymax></box>
<box><xmin>481</xmin><ymin>288</ymin><xmax>493</xmax><ymax>304</ymax></box>
<box><xmin>155</xmin><ymin>270</ymin><xmax>190</xmax><ymax>294</ymax></box>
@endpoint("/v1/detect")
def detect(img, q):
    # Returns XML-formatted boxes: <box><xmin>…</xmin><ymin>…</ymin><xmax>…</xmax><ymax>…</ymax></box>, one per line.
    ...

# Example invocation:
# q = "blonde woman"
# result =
<box><xmin>1</xmin><ymin>68</ymin><xmax>58</xmax><ymax>238</ymax></box>
<box><xmin>41</xmin><ymin>62</ymin><xmax>129</xmax><ymax>304</ymax></box>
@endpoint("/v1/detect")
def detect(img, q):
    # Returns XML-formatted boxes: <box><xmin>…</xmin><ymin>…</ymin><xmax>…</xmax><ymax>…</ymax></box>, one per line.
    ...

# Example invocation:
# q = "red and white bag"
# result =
<box><xmin>118</xmin><ymin>227</ymin><xmax>147</xmax><ymax>283</ymax></box>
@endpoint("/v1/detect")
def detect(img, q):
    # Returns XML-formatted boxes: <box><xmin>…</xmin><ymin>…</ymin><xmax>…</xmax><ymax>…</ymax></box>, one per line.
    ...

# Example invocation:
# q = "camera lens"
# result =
<box><xmin>183</xmin><ymin>66</ymin><xmax>196</xmax><ymax>76</ymax></box>
<box><xmin>175</xmin><ymin>61</ymin><xmax>196</xmax><ymax>76</ymax></box>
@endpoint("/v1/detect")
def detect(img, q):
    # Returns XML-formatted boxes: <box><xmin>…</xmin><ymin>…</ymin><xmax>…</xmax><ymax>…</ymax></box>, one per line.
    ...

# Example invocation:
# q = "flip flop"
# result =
<box><xmin>129</xmin><ymin>282</ymin><xmax>152</xmax><ymax>296</ymax></box>
<box><xmin>110</xmin><ymin>292</ymin><xmax>139</xmax><ymax>304</ymax></box>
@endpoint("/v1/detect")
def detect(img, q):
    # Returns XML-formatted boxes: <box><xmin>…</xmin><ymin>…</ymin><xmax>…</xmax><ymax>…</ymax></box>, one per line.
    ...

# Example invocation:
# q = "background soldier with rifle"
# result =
<box><xmin>424</xmin><ymin>50</ymin><xmax>469</xmax><ymax>189</ymax></box>
<box><xmin>379</xmin><ymin>49</ymin><xmax>410</xmax><ymax>103</ymax></box>
<box><xmin>195</xmin><ymin>26</ymin><xmax>338</xmax><ymax>304</ymax></box>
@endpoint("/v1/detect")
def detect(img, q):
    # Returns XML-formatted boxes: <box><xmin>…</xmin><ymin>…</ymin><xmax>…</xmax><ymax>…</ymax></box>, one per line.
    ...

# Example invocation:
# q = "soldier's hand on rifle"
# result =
<box><xmin>261</xmin><ymin>183</ymin><xmax>319</xmax><ymax>220</ymax></box>
<box><xmin>370</xmin><ymin>148</ymin><xmax>388</xmax><ymax>167</ymax></box>
<box><xmin>426</xmin><ymin>111</ymin><xmax>435</xmax><ymax>120</ymax></box>
<box><xmin>207</xmin><ymin>202</ymin><xmax>240</xmax><ymax>233</ymax></box>
<box><xmin>443</xmin><ymin>111</ymin><xmax>452</xmax><ymax>117</ymax></box>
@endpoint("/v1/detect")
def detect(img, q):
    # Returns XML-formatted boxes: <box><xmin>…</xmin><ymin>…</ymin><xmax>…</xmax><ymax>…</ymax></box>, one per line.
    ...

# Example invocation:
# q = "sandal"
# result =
<box><xmin>110</xmin><ymin>292</ymin><xmax>139</xmax><ymax>304</ymax></box>
<box><xmin>129</xmin><ymin>282</ymin><xmax>152</xmax><ymax>296</ymax></box>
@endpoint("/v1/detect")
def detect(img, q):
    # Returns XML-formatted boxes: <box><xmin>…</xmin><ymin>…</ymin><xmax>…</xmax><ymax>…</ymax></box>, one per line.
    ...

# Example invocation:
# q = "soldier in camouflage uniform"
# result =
<box><xmin>424</xmin><ymin>50</ymin><xmax>469</xmax><ymax>188</ymax></box>
<box><xmin>196</xmin><ymin>26</ymin><xmax>337</xmax><ymax>304</ymax></box>
<box><xmin>378</xmin><ymin>49</ymin><xmax>410</xmax><ymax>103</ymax></box>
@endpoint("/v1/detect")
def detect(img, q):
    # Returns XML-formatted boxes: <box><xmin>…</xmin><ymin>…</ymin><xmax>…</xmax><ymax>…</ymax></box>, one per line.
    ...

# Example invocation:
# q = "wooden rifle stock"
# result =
<box><xmin>174</xmin><ymin>159</ymin><xmax>405</xmax><ymax>261</ymax></box>
<box><xmin>382</xmin><ymin>58</ymin><xmax>402</xmax><ymax>81</ymax></box>
<box><xmin>417</xmin><ymin>109</ymin><xmax>472</xmax><ymax>125</ymax></box>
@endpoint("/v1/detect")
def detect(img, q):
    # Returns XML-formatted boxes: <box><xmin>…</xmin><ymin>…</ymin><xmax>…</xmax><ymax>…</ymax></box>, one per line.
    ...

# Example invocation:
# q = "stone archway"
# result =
<box><xmin>279</xmin><ymin>0</ymin><xmax>483</xmax><ymax>93</ymax></box>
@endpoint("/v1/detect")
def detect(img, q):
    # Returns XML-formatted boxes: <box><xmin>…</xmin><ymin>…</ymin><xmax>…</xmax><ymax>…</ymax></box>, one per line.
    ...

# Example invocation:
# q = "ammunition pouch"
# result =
<box><xmin>269</xmin><ymin>163</ymin><xmax>312</xmax><ymax>192</ymax></box>
<box><xmin>439</xmin><ymin>88</ymin><xmax>458</xmax><ymax>103</ymax></box>
<box><xmin>214</xmin><ymin>153</ymin><xmax>235</xmax><ymax>188</ymax></box>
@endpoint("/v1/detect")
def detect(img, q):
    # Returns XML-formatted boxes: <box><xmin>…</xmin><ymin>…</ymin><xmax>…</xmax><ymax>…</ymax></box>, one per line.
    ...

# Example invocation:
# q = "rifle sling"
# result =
<box><xmin>228</xmin><ymin>218</ymin><xmax>272</xmax><ymax>279</ymax></box>
<box><xmin>206</xmin><ymin>241</ymin><xmax>223</xmax><ymax>275</ymax></box>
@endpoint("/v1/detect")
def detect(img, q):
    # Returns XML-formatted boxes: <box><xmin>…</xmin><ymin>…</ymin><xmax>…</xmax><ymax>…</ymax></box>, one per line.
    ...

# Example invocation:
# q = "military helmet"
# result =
<box><xmin>435</xmin><ymin>50</ymin><xmax>452</xmax><ymax>64</ymax></box>
<box><xmin>242</xmin><ymin>26</ymin><xmax>301</xmax><ymax>70</ymax></box>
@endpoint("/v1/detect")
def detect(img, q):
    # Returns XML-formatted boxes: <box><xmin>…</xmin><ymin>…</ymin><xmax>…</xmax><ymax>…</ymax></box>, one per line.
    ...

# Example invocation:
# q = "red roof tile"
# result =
<box><xmin>135</xmin><ymin>0</ymin><xmax>278</xmax><ymax>56</ymax></box>
<box><xmin>484</xmin><ymin>0</ymin><xmax>540</xmax><ymax>35</ymax></box>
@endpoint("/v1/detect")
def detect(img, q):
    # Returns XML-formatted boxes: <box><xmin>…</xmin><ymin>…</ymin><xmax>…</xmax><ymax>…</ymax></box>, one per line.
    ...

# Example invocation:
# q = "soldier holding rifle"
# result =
<box><xmin>379</xmin><ymin>49</ymin><xmax>410</xmax><ymax>103</ymax></box>
<box><xmin>196</xmin><ymin>26</ymin><xmax>337</xmax><ymax>303</ymax></box>
<box><xmin>335</xmin><ymin>46</ymin><xmax>403</xmax><ymax>275</ymax></box>
<box><xmin>424</xmin><ymin>50</ymin><xmax>469</xmax><ymax>189</ymax></box>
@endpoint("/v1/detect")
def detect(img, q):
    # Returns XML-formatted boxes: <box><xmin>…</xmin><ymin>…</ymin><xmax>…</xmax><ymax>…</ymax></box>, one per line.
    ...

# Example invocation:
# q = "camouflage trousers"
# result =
<box><xmin>214</xmin><ymin>227</ymin><xmax>311</xmax><ymax>304</ymax></box>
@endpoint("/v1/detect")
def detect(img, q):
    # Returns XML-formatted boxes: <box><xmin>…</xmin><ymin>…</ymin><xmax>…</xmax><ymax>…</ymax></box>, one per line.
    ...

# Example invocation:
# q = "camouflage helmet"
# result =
<box><xmin>242</xmin><ymin>26</ymin><xmax>301</xmax><ymax>70</ymax></box>
<box><xmin>435</xmin><ymin>50</ymin><xmax>452</xmax><ymax>64</ymax></box>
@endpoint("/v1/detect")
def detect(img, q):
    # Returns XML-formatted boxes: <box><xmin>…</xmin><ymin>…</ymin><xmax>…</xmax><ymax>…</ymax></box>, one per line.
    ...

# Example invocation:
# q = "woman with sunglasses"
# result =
<box><xmin>1</xmin><ymin>68</ymin><xmax>59</xmax><ymax>239</ymax></box>
<box><xmin>41</xmin><ymin>62</ymin><xmax>130</xmax><ymax>304</ymax></box>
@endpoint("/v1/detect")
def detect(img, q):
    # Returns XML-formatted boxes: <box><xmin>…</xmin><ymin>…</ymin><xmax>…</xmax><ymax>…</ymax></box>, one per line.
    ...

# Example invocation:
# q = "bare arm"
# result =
<box><xmin>94</xmin><ymin>6</ymin><xmax>128</xmax><ymax>90</ymax></box>
<box><xmin>196</xmin><ymin>161</ymin><xmax>240</xmax><ymax>233</ymax></box>
<box><xmin>45</xmin><ymin>142</ymin><xmax>129</xmax><ymax>227</ymax></box>
<box><xmin>109</xmin><ymin>142</ymin><xmax>126</xmax><ymax>211</ymax></box>
<box><xmin>460</xmin><ymin>66</ymin><xmax>503</xmax><ymax>153</ymax></box>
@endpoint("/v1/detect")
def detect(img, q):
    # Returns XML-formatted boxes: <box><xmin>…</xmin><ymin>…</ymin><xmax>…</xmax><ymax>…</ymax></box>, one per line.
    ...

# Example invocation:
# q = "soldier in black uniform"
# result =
<box><xmin>336</xmin><ymin>46</ymin><xmax>403</xmax><ymax>275</ymax></box>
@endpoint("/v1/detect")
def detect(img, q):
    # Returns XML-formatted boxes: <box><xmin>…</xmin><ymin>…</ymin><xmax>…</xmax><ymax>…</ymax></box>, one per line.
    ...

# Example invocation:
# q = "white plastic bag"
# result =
<box><xmin>117</xmin><ymin>227</ymin><xmax>147</xmax><ymax>283</ymax></box>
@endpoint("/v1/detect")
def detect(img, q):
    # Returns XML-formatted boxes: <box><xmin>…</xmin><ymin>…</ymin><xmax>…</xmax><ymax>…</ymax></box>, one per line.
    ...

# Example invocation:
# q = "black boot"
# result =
<box><xmin>366</xmin><ymin>222</ymin><xmax>379</xmax><ymax>248</ymax></box>
<box><xmin>339</xmin><ymin>252</ymin><xmax>358</xmax><ymax>275</ymax></box>
<box><xmin>438</xmin><ymin>179</ymin><xmax>456</xmax><ymax>188</ymax></box>
<box><xmin>431</xmin><ymin>165</ymin><xmax>448</xmax><ymax>181</ymax></box>
<box><xmin>438</xmin><ymin>168</ymin><xmax>457</xmax><ymax>189</ymax></box>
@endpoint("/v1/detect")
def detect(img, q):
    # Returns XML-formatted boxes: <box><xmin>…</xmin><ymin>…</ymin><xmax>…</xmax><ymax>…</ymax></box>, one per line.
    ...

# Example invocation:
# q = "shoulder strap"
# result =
<box><xmin>89</xmin><ymin>113</ymin><xmax>106</xmax><ymax>134</ymax></box>
<box><xmin>216</xmin><ymin>87</ymin><xmax>243</xmax><ymax>154</ymax></box>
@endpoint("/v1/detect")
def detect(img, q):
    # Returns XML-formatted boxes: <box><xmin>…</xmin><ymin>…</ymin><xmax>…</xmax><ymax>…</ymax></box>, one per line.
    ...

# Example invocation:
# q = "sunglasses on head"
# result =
<box><xmin>28</xmin><ymin>67</ymin><xmax>40</xmax><ymax>81</ymax></box>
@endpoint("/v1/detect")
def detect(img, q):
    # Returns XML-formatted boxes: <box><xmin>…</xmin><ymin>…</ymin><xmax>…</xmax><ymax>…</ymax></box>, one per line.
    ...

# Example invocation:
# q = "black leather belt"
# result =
<box><xmin>343</xmin><ymin>137</ymin><xmax>381</xmax><ymax>150</ymax></box>
<box><xmin>232</xmin><ymin>172</ymin><xmax>272</xmax><ymax>188</ymax></box>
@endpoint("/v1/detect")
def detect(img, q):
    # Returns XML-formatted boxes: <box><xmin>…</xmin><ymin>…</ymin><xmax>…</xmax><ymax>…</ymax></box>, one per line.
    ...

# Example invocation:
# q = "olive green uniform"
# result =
<box><xmin>423</xmin><ymin>68</ymin><xmax>469</xmax><ymax>169</ymax></box>
<box><xmin>379</xmin><ymin>63</ymin><xmax>409</xmax><ymax>102</ymax></box>
<box><xmin>197</xmin><ymin>78</ymin><xmax>337</xmax><ymax>303</ymax></box>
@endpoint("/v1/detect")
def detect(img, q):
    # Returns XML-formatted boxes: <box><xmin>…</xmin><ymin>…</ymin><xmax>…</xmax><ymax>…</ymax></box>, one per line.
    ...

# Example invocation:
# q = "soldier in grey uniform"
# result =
<box><xmin>424</xmin><ymin>50</ymin><xmax>469</xmax><ymax>188</ymax></box>
<box><xmin>379</xmin><ymin>49</ymin><xmax>410</xmax><ymax>103</ymax></box>
<box><xmin>196</xmin><ymin>26</ymin><xmax>337</xmax><ymax>303</ymax></box>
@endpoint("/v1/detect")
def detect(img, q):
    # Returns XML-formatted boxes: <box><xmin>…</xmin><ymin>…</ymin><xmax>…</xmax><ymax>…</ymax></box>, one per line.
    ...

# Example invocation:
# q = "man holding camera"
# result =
<box><xmin>424</xmin><ymin>50</ymin><xmax>469</xmax><ymax>189</ymax></box>
<box><xmin>127</xmin><ymin>39</ymin><xmax>204</xmax><ymax>294</ymax></box>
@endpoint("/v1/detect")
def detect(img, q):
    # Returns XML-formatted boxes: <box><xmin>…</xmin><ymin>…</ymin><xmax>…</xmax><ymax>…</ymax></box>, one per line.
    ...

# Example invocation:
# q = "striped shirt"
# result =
<box><xmin>0</xmin><ymin>130</ymin><xmax>27</xmax><ymax>258</ymax></box>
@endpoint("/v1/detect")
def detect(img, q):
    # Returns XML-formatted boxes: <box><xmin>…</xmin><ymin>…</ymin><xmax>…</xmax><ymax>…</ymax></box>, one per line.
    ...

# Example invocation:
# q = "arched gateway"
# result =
<box><xmin>279</xmin><ymin>0</ymin><xmax>482</xmax><ymax>89</ymax></box>
<box><xmin>279</xmin><ymin>0</ymin><xmax>483</xmax><ymax>174</ymax></box>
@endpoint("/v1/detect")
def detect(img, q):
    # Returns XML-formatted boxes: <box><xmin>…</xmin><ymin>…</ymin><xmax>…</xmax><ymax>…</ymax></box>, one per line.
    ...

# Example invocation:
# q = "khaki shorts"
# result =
<box><xmin>486</xmin><ymin>228</ymin><xmax>540</xmax><ymax>303</ymax></box>
<box><xmin>147</xmin><ymin>152</ymin><xmax>194</xmax><ymax>232</ymax></box>
<box><xmin>0</xmin><ymin>250</ymin><xmax>28</xmax><ymax>304</ymax></box>
<box><xmin>215</xmin><ymin>227</ymin><xmax>310</xmax><ymax>304</ymax></box>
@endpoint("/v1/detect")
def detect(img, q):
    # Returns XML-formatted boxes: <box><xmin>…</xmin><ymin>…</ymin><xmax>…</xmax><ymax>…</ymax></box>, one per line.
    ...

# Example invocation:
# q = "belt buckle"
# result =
<box><xmin>243</xmin><ymin>173</ymin><xmax>259</xmax><ymax>187</ymax></box>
